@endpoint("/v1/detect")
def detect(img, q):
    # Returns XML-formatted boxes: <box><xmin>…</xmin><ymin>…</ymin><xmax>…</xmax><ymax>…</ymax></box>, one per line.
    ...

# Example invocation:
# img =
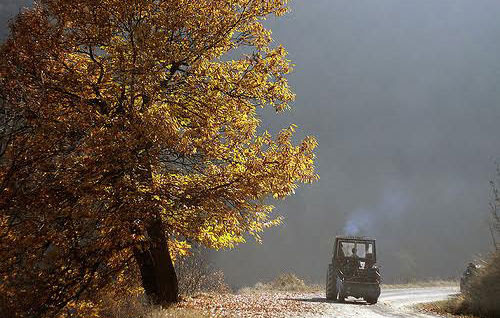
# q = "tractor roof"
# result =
<box><xmin>336</xmin><ymin>235</ymin><xmax>375</xmax><ymax>241</ymax></box>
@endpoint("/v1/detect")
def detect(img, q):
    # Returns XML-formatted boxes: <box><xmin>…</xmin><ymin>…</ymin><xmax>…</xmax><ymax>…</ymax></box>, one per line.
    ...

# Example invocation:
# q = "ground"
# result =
<box><xmin>168</xmin><ymin>286</ymin><xmax>459</xmax><ymax>317</ymax></box>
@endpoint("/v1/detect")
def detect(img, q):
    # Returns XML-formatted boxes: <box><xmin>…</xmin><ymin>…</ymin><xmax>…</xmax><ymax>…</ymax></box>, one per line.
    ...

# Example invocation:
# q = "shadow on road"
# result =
<box><xmin>281</xmin><ymin>297</ymin><xmax>370</xmax><ymax>306</ymax></box>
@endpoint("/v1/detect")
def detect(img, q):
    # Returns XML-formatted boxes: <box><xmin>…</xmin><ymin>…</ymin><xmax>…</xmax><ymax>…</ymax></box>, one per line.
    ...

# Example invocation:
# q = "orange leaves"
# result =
<box><xmin>1</xmin><ymin>0</ymin><xmax>317</xmax><ymax>315</ymax></box>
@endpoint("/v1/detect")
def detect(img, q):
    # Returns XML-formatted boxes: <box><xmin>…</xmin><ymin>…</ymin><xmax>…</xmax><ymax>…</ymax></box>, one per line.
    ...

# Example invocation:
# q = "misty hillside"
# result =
<box><xmin>214</xmin><ymin>0</ymin><xmax>500</xmax><ymax>287</ymax></box>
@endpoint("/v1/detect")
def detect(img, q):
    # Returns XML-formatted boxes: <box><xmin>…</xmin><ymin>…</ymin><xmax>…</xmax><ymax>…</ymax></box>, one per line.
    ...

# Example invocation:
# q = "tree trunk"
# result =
<box><xmin>134</xmin><ymin>218</ymin><xmax>178</xmax><ymax>305</ymax></box>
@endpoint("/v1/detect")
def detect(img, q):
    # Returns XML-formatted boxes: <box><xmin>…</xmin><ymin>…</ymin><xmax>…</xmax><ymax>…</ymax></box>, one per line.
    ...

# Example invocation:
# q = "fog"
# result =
<box><xmin>215</xmin><ymin>0</ymin><xmax>500</xmax><ymax>287</ymax></box>
<box><xmin>2</xmin><ymin>0</ymin><xmax>500</xmax><ymax>287</ymax></box>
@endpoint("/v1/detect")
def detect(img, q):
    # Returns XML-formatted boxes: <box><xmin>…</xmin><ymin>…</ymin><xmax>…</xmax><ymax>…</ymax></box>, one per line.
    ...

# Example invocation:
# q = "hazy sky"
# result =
<box><xmin>2</xmin><ymin>0</ymin><xmax>500</xmax><ymax>287</ymax></box>
<box><xmin>217</xmin><ymin>0</ymin><xmax>500</xmax><ymax>287</ymax></box>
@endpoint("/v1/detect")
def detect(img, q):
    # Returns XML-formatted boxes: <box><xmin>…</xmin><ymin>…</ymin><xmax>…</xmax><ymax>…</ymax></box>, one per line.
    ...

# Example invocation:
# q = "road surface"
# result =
<box><xmin>291</xmin><ymin>286</ymin><xmax>459</xmax><ymax>318</ymax></box>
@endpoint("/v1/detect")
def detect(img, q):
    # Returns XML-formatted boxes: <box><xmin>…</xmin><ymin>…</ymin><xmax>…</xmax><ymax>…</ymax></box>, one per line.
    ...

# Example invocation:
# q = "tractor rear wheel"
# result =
<box><xmin>325</xmin><ymin>264</ymin><xmax>337</xmax><ymax>300</ymax></box>
<box><xmin>365</xmin><ymin>297</ymin><xmax>378</xmax><ymax>304</ymax></box>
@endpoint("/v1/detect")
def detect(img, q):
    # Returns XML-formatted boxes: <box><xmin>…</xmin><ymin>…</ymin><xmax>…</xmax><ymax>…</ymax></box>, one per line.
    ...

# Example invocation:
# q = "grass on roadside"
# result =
<box><xmin>418</xmin><ymin>296</ymin><xmax>478</xmax><ymax>318</ymax></box>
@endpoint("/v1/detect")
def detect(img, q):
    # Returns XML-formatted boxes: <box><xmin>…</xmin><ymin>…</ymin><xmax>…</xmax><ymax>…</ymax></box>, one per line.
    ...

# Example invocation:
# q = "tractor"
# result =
<box><xmin>326</xmin><ymin>236</ymin><xmax>381</xmax><ymax>304</ymax></box>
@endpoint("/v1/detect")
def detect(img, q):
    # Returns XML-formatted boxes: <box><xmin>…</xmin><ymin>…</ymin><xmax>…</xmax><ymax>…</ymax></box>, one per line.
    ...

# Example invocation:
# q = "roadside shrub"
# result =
<box><xmin>462</xmin><ymin>251</ymin><xmax>500</xmax><ymax>317</ymax></box>
<box><xmin>175</xmin><ymin>248</ymin><xmax>231</xmax><ymax>296</ymax></box>
<box><xmin>49</xmin><ymin>249</ymin><xmax>228</xmax><ymax>317</ymax></box>
<box><xmin>270</xmin><ymin>273</ymin><xmax>308</xmax><ymax>291</ymax></box>
<box><xmin>54</xmin><ymin>265</ymin><xmax>148</xmax><ymax>318</ymax></box>
<box><xmin>240</xmin><ymin>273</ymin><xmax>319</xmax><ymax>293</ymax></box>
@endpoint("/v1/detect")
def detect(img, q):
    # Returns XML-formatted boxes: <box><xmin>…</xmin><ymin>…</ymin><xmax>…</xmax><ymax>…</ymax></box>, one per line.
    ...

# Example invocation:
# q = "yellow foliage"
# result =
<box><xmin>0</xmin><ymin>0</ymin><xmax>317</xmax><ymax>316</ymax></box>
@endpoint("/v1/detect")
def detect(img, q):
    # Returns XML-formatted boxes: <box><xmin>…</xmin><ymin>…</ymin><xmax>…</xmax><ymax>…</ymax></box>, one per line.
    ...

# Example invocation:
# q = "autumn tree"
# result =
<box><xmin>0</xmin><ymin>0</ymin><xmax>318</xmax><ymax>316</ymax></box>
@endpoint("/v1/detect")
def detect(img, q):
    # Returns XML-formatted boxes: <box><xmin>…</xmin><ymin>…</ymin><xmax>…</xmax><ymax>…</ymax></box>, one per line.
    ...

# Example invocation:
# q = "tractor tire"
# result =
<box><xmin>326</xmin><ymin>264</ymin><xmax>337</xmax><ymax>300</ymax></box>
<box><xmin>365</xmin><ymin>297</ymin><xmax>378</xmax><ymax>304</ymax></box>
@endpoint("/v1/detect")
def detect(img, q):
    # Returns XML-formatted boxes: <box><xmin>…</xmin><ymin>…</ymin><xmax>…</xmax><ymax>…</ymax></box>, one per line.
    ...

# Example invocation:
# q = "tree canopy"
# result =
<box><xmin>0</xmin><ymin>0</ymin><xmax>318</xmax><ymax>316</ymax></box>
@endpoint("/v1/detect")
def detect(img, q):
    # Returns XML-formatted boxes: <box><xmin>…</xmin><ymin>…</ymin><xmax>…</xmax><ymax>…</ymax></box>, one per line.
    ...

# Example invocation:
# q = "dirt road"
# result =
<box><xmin>292</xmin><ymin>286</ymin><xmax>459</xmax><ymax>318</ymax></box>
<box><xmin>177</xmin><ymin>286</ymin><xmax>458</xmax><ymax>317</ymax></box>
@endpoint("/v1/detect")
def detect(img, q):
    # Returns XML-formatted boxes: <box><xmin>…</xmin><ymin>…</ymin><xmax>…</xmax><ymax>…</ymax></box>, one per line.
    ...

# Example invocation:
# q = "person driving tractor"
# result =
<box><xmin>351</xmin><ymin>247</ymin><xmax>358</xmax><ymax>256</ymax></box>
<box><xmin>350</xmin><ymin>246</ymin><xmax>361</xmax><ymax>269</ymax></box>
